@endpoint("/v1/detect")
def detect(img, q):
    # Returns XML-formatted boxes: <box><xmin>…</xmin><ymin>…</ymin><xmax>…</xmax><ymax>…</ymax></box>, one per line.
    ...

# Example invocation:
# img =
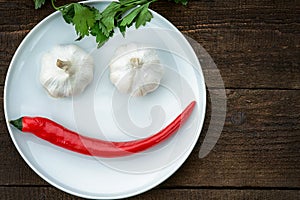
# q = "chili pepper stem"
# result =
<box><xmin>9</xmin><ymin>118</ymin><xmax>23</xmax><ymax>131</ymax></box>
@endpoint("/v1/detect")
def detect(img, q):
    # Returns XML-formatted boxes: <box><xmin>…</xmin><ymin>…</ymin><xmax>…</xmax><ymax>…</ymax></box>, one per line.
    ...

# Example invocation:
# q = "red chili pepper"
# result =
<box><xmin>10</xmin><ymin>101</ymin><xmax>196</xmax><ymax>158</ymax></box>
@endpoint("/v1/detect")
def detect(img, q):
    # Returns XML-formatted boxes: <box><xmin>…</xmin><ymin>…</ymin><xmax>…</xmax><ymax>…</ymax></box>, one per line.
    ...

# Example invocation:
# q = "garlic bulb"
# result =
<box><xmin>109</xmin><ymin>43</ymin><xmax>164</xmax><ymax>97</ymax></box>
<box><xmin>40</xmin><ymin>44</ymin><xmax>94</xmax><ymax>98</ymax></box>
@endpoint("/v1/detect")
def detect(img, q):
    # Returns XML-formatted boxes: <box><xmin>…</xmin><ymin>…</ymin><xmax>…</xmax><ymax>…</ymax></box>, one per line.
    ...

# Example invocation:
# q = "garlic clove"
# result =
<box><xmin>131</xmin><ymin>62</ymin><xmax>164</xmax><ymax>97</ymax></box>
<box><xmin>40</xmin><ymin>44</ymin><xmax>94</xmax><ymax>98</ymax></box>
<box><xmin>111</xmin><ymin>69</ymin><xmax>136</xmax><ymax>94</ymax></box>
<box><xmin>109</xmin><ymin>43</ymin><xmax>164</xmax><ymax>97</ymax></box>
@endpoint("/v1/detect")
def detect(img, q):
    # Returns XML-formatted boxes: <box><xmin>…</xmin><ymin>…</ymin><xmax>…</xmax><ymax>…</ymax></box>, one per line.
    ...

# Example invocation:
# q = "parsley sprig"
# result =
<box><xmin>34</xmin><ymin>0</ymin><xmax>188</xmax><ymax>47</ymax></box>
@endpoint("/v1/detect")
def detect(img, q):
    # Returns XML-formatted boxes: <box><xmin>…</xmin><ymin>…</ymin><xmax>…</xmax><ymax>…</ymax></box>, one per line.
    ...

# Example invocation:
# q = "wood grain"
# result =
<box><xmin>1</xmin><ymin>89</ymin><xmax>299</xmax><ymax>187</ymax></box>
<box><xmin>1</xmin><ymin>0</ymin><xmax>299</xmax><ymax>199</ymax></box>
<box><xmin>152</xmin><ymin>0</ymin><xmax>300</xmax><ymax>89</ymax></box>
<box><xmin>0</xmin><ymin>0</ymin><xmax>299</xmax><ymax>88</ymax></box>
<box><xmin>1</xmin><ymin>187</ymin><xmax>300</xmax><ymax>200</ymax></box>
<box><xmin>162</xmin><ymin>89</ymin><xmax>300</xmax><ymax>188</ymax></box>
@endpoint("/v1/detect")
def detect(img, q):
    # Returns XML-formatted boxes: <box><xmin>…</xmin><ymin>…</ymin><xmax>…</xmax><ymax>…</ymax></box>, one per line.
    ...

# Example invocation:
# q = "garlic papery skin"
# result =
<box><xmin>109</xmin><ymin>43</ymin><xmax>164</xmax><ymax>97</ymax></box>
<box><xmin>40</xmin><ymin>44</ymin><xmax>94</xmax><ymax>98</ymax></box>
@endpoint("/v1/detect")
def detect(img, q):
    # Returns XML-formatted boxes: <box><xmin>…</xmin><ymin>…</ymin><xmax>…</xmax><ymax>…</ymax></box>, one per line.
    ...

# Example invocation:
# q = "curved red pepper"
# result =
<box><xmin>10</xmin><ymin>101</ymin><xmax>196</xmax><ymax>158</ymax></box>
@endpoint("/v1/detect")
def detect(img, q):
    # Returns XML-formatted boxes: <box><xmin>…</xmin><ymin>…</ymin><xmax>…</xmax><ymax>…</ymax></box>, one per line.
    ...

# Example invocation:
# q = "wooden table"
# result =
<box><xmin>1</xmin><ymin>0</ymin><xmax>299</xmax><ymax>199</ymax></box>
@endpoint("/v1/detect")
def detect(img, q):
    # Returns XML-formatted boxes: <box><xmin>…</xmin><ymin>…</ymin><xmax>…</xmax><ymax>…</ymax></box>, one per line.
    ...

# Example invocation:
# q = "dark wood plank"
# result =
<box><xmin>1</xmin><ymin>30</ymin><xmax>299</xmax><ymax>89</ymax></box>
<box><xmin>0</xmin><ymin>0</ymin><xmax>74</xmax><ymax>32</ymax></box>
<box><xmin>152</xmin><ymin>0</ymin><xmax>300</xmax><ymax>89</ymax></box>
<box><xmin>0</xmin><ymin>32</ymin><xmax>27</xmax><ymax>82</ymax></box>
<box><xmin>0</xmin><ymin>0</ymin><xmax>53</xmax><ymax>32</ymax></box>
<box><xmin>1</xmin><ymin>89</ymin><xmax>299</xmax><ymax>187</ymax></box>
<box><xmin>2</xmin><ymin>0</ymin><xmax>298</xmax><ymax>31</ymax></box>
<box><xmin>130</xmin><ymin>189</ymin><xmax>300</xmax><ymax>200</ymax></box>
<box><xmin>162</xmin><ymin>89</ymin><xmax>300</xmax><ymax>188</ymax></box>
<box><xmin>0</xmin><ymin>96</ymin><xmax>47</xmax><ymax>185</ymax></box>
<box><xmin>1</xmin><ymin>187</ymin><xmax>300</xmax><ymax>200</ymax></box>
<box><xmin>0</xmin><ymin>0</ymin><xmax>299</xmax><ymax>88</ymax></box>
<box><xmin>1</xmin><ymin>0</ymin><xmax>299</xmax><ymax>198</ymax></box>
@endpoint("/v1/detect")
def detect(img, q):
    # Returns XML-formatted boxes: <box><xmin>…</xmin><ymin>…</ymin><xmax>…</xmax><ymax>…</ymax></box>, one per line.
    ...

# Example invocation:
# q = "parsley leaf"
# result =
<box><xmin>90</xmin><ymin>22</ymin><xmax>111</xmax><ymax>47</ymax></box>
<box><xmin>34</xmin><ymin>0</ymin><xmax>46</xmax><ymax>9</ymax></box>
<box><xmin>120</xmin><ymin>5</ymin><xmax>144</xmax><ymax>28</ymax></box>
<box><xmin>135</xmin><ymin>3</ymin><xmax>153</xmax><ymax>28</ymax></box>
<box><xmin>170</xmin><ymin>0</ymin><xmax>188</xmax><ymax>5</ymax></box>
<box><xmin>72</xmin><ymin>4</ymin><xmax>98</xmax><ymax>38</ymax></box>
<box><xmin>60</xmin><ymin>4</ymin><xmax>75</xmax><ymax>24</ymax></box>
<box><xmin>100</xmin><ymin>2</ymin><xmax>121</xmax><ymax>33</ymax></box>
<box><xmin>35</xmin><ymin>0</ymin><xmax>189</xmax><ymax>47</ymax></box>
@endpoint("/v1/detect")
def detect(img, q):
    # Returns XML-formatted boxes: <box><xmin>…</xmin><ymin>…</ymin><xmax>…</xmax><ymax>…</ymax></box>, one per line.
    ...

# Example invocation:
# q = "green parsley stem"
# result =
<box><xmin>51</xmin><ymin>0</ymin><xmax>70</xmax><ymax>11</ymax></box>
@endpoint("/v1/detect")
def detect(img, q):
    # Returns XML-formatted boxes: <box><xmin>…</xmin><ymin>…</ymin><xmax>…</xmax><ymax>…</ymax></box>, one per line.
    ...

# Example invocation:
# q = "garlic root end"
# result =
<box><xmin>130</xmin><ymin>57</ymin><xmax>143</xmax><ymax>69</ymax></box>
<box><xmin>56</xmin><ymin>59</ymin><xmax>72</xmax><ymax>72</ymax></box>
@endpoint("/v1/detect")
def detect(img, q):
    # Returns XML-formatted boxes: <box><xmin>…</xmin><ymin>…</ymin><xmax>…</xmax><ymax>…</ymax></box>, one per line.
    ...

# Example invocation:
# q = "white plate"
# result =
<box><xmin>4</xmin><ymin>1</ymin><xmax>206</xmax><ymax>199</ymax></box>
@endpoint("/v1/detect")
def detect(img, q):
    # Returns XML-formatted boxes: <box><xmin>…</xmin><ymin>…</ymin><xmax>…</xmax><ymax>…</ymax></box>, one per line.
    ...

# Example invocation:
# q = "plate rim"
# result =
<box><xmin>3</xmin><ymin>0</ymin><xmax>207</xmax><ymax>199</ymax></box>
